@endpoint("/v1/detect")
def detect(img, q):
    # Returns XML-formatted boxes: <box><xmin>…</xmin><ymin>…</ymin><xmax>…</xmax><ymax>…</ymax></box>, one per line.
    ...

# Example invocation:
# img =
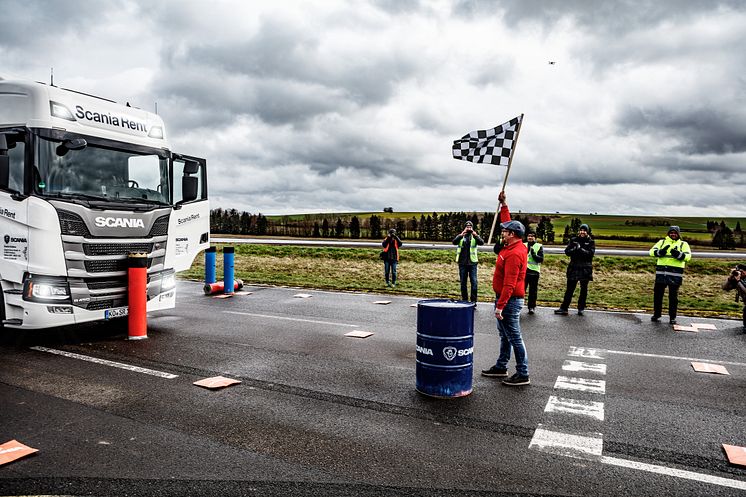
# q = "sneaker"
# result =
<box><xmin>651</xmin><ymin>315</ymin><xmax>661</xmax><ymax>322</ymax></box>
<box><xmin>577</xmin><ymin>310</ymin><xmax>584</xmax><ymax>316</ymax></box>
<box><xmin>554</xmin><ymin>308</ymin><xmax>569</xmax><ymax>316</ymax></box>
<box><xmin>527</xmin><ymin>308</ymin><xmax>535</xmax><ymax>315</ymax></box>
<box><xmin>481</xmin><ymin>366</ymin><xmax>508</xmax><ymax>378</ymax></box>
<box><xmin>386</xmin><ymin>282</ymin><xmax>391</xmax><ymax>287</ymax></box>
<box><xmin>669</xmin><ymin>318</ymin><xmax>677</xmax><ymax>325</ymax></box>
<box><xmin>502</xmin><ymin>373</ymin><xmax>530</xmax><ymax>386</ymax></box>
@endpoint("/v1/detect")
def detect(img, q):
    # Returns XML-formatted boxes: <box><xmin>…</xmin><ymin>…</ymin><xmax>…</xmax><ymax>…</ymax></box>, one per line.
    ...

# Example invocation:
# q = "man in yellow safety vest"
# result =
<box><xmin>649</xmin><ymin>226</ymin><xmax>692</xmax><ymax>325</ymax></box>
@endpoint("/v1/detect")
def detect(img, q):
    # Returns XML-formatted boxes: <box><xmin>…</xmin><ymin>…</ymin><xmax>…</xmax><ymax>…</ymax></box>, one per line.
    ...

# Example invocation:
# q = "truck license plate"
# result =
<box><xmin>105</xmin><ymin>307</ymin><xmax>129</xmax><ymax>319</ymax></box>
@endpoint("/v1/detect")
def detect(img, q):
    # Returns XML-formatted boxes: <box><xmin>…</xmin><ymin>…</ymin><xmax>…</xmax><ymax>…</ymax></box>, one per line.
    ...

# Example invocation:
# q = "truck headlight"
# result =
<box><xmin>161</xmin><ymin>273</ymin><xmax>176</xmax><ymax>290</ymax></box>
<box><xmin>23</xmin><ymin>277</ymin><xmax>71</xmax><ymax>302</ymax></box>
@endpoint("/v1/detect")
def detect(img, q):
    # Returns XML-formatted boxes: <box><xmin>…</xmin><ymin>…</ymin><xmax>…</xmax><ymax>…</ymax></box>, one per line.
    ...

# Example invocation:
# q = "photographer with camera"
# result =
<box><xmin>649</xmin><ymin>226</ymin><xmax>692</xmax><ymax>325</ymax></box>
<box><xmin>453</xmin><ymin>219</ymin><xmax>484</xmax><ymax>302</ymax></box>
<box><xmin>381</xmin><ymin>228</ymin><xmax>403</xmax><ymax>287</ymax></box>
<box><xmin>723</xmin><ymin>263</ymin><xmax>746</xmax><ymax>333</ymax></box>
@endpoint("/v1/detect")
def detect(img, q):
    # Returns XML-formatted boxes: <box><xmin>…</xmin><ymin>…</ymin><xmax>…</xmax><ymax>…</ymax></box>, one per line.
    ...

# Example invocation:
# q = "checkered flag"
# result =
<box><xmin>452</xmin><ymin>115</ymin><xmax>523</xmax><ymax>166</ymax></box>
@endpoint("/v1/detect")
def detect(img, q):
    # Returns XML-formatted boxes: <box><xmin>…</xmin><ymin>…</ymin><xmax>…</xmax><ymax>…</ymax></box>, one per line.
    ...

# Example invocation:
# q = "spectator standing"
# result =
<box><xmin>481</xmin><ymin>219</ymin><xmax>529</xmax><ymax>386</ymax></box>
<box><xmin>555</xmin><ymin>224</ymin><xmax>595</xmax><ymax>316</ymax></box>
<box><xmin>453</xmin><ymin>220</ymin><xmax>484</xmax><ymax>302</ymax></box>
<box><xmin>524</xmin><ymin>230</ymin><xmax>544</xmax><ymax>315</ymax></box>
<box><xmin>723</xmin><ymin>264</ymin><xmax>746</xmax><ymax>333</ymax></box>
<box><xmin>381</xmin><ymin>228</ymin><xmax>402</xmax><ymax>287</ymax></box>
<box><xmin>649</xmin><ymin>226</ymin><xmax>691</xmax><ymax>325</ymax></box>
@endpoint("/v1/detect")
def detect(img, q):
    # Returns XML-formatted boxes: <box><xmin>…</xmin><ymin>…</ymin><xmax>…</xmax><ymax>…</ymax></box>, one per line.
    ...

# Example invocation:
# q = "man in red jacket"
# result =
<box><xmin>482</xmin><ymin>218</ymin><xmax>529</xmax><ymax>386</ymax></box>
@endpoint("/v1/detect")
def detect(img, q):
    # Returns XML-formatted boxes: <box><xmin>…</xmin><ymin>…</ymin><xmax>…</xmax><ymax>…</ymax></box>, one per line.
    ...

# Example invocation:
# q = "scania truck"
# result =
<box><xmin>0</xmin><ymin>77</ymin><xmax>209</xmax><ymax>329</ymax></box>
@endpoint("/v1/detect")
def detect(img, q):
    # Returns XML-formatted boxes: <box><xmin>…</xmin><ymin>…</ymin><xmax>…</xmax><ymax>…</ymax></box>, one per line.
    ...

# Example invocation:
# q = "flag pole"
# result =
<box><xmin>487</xmin><ymin>113</ymin><xmax>524</xmax><ymax>245</ymax></box>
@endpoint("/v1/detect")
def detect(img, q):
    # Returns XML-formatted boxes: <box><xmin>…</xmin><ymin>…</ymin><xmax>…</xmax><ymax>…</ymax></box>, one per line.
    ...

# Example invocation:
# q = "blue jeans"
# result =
<box><xmin>384</xmin><ymin>260</ymin><xmax>398</xmax><ymax>284</ymax></box>
<box><xmin>494</xmin><ymin>297</ymin><xmax>528</xmax><ymax>376</ymax></box>
<box><xmin>459</xmin><ymin>264</ymin><xmax>478</xmax><ymax>302</ymax></box>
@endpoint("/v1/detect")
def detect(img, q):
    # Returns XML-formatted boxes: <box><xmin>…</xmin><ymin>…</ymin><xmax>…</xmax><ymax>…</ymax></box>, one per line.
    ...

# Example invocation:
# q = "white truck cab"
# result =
<box><xmin>0</xmin><ymin>77</ymin><xmax>209</xmax><ymax>329</ymax></box>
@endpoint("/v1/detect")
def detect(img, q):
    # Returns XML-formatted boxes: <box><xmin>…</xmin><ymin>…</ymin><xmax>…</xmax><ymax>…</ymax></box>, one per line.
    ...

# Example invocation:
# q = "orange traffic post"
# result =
<box><xmin>127</xmin><ymin>252</ymin><xmax>148</xmax><ymax>340</ymax></box>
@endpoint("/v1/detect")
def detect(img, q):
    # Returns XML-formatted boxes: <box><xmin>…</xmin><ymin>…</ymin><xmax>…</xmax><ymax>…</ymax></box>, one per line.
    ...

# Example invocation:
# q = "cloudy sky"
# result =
<box><xmin>3</xmin><ymin>0</ymin><xmax>746</xmax><ymax>216</ymax></box>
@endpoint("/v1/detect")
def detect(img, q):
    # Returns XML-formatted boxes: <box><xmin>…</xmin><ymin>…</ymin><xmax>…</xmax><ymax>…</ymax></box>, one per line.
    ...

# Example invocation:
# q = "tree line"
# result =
<box><xmin>210</xmin><ymin>208</ymin><xmax>556</xmax><ymax>243</ymax></box>
<box><xmin>210</xmin><ymin>208</ymin><xmax>742</xmax><ymax>249</ymax></box>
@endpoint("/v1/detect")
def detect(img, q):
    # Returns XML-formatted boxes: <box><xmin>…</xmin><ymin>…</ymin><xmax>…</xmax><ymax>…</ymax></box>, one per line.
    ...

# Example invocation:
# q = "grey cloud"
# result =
<box><xmin>0</xmin><ymin>0</ymin><xmax>123</xmax><ymax>50</ymax></box>
<box><xmin>617</xmin><ymin>105</ymin><xmax>746</xmax><ymax>155</ymax></box>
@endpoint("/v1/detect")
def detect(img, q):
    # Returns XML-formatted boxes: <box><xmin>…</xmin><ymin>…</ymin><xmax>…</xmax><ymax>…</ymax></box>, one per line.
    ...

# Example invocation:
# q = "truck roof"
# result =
<box><xmin>0</xmin><ymin>78</ymin><xmax>169</xmax><ymax>149</ymax></box>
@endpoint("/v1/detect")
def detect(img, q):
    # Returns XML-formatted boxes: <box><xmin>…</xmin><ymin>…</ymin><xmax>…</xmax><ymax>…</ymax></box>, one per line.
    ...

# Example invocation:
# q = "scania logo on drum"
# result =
<box><xmin>443</xmin><ymin>346</ymin><xmax>474</xmax><ymax>361</ymax></box>
<box><xmin>94</xmin><ymin>216</ymin><xmax>145</xmax><ymax>228</ymax></box>
<box><xmin>416</xmin><ymin>345</ymin><xmax>433</xmax><ymax>356</ymax></box>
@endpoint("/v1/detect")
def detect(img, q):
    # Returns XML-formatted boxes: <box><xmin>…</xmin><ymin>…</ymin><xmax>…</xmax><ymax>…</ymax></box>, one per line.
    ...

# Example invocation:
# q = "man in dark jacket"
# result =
<box><xmin>453</xmin><ymin>220</ymin><xmax>484</xmax><ymax>302</ymax></box>
<box><xmin>381</xmin><ymin>229</ymin><xmax>402</xmax><ymax>287</ymax></box>
<box><xmin>555</xmin><ymin>224</ymin><xmax>595</xmax><ymax>316</ymax></box>
<box><xmin>723</xmin><ymin>263</ymin><xmax>746</xmax><ymax>333</ymax></box>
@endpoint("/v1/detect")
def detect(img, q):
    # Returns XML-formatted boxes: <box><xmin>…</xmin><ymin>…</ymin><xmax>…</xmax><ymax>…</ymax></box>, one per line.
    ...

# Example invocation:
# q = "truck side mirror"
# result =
<box><xmin>182</xmin><ymin>176</ymin><xmax>198</xmax><ymax>202</ymax></box>
<box><xmin>183</xmin><ymin>160</ymin><xmax>199</xmax><ymax>175</ymax></box>
<box><xmin>0</xmin><ymin>156</ymin><xmax>9</xmax><ymax>190</ymax></box>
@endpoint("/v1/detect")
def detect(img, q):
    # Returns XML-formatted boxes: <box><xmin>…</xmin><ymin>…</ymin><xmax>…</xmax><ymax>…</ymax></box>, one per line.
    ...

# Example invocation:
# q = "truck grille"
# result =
<box><xmin>86</xmin><ymin>300</ymin><xmax>115</xmax><ymax>311</ymax></box>
<box><xmin>83</xmin><ymin>243</ymin><xmax>154</xmax><ymax>256</ymax></box>
<box><xmin>58</xmin><ymin>211</ymin><xmax>92</xmax><ymax>237</ymax></box>
<box><xmin>148</xmin><ymin>215</ymin><xmax>170</xmax><ymax>236</ymax></box>
<box><xmin>84</xmin><ymin>259</ymin><xmax>152</xmax><ymax>273</ymax></box>
<box><xmin>86</xmin><ymin>278</ymin><xmax>127</xmax><ymax>290</ymax></box>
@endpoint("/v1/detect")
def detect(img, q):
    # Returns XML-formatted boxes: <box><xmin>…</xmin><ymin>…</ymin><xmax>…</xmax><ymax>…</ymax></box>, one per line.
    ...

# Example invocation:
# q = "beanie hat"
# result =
<box><xmin>579</xmin><ymin>223</ymin><xmax>591</xmax><ymax>234</ymax></box>
<box><xmin>668</xmin><ymin>226</ymin><xmax>681</xmax><ymax>236</ymax></box>
<box><xmin>465</xmin><ymin>221</ymin><xmax>473</xmax><ymax>227</ymax></box>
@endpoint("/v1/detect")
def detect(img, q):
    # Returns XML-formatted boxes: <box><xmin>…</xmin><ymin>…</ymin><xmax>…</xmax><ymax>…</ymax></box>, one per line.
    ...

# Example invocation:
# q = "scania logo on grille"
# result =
<box><xmin>94</xmin><ymin>216</ymin><xmax>145</xmax><ymax>228</ymax></box>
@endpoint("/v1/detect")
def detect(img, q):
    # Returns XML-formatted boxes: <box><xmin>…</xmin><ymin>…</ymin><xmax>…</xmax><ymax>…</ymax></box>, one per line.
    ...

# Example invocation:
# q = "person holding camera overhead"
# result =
<box><xmin>381</xmin><ymin>228</ymin><xmax>402</xmax><ymax>287</ymax></box>
<box><xmin>723</xmin><ymin>263</ymin><xmax>746</xmax><ymax>333</ymax></box>
<box><xmin>453</xmin><ymin>219</ymin><xmax>484</xmax><ymax>302</ymax></box>
<box><xmin>649</xmin><ymin>226</ymin><xmax>692</xmax><ymax>325</ymax></box>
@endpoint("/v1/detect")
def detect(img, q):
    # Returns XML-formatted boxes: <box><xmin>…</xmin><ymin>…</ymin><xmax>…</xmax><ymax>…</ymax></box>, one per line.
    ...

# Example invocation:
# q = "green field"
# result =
<box><xmin>184</xmin><ymin>245</ymin><xmax>745</xmax><ymax>320</ymax></box>
<box><xmin>263</xmin><ymin>212</ymin><xmax>745</xmax><ymax>246</ymax></box>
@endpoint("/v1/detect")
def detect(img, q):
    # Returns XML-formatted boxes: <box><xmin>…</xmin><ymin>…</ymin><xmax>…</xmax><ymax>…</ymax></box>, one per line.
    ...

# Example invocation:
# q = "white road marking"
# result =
<box><xmin>567</xmin><ymin>346</ymin><xmax>605</xmax><ymax>360</ymax></box>
<box><xmin>601</xmin><ymin>455</ymin><xmax>746</xmax><ymax>491</ymax></box>
<box><xmin>529</xmin><ymin>425</ymin><xmax>603</xmax><ymax>458</ymax></box>
<box><xmin>223</xmin><ymin>310</ymin><xmax>359</xmax><ymax>328</ymax></box>
<box><xmin>605</xmin><ymin>349</ymin><xmax>746</xmax><ymax>367</ymax></box>
<box><xmin>544</xmin><ymin>395</ymin><xmax>605</xmax><ymax>421</ymax></box>
<box><xmin>554</xmin><ymin>376</ymin><xmax>606</xmax><ymax>394</ymax></box>
<box><xmin>562</xmin><ymin>360</ymin><xmax>607</xmax><ymax>375</ymax></box>
<box><xmin>30</xmin><ymin>347</ymin><xmax>178</xmax><ymax>379</ymax></box>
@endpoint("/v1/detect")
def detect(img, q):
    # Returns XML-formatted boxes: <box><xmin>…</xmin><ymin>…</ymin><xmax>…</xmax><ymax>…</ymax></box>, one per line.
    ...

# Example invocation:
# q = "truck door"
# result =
<box><xmin>169</xmin><ymin>154</ymin><xmax>210</xmax><ymax>272</ymax></box>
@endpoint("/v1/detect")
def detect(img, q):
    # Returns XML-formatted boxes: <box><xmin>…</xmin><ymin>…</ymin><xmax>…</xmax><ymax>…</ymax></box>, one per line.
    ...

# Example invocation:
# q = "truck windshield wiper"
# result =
<box><xmin>45</xmin><ymin>191</ymin><xmax>109</xmax><ymax>202</ymax></box>
<box><xmin>110</xmin><ymin>197</ymin><xmax>170</xmax><ymax>206</ymax></box>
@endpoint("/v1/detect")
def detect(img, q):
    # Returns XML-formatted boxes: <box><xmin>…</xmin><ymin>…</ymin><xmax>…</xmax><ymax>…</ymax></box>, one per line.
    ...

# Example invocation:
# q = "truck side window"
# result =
<box><xmin>0</xmin><ymin>132</ymin><xmax>25</xmax><ymax>193</ymax></box>
<box><xmin>173</xmin><ymin>159</ymin><xmax>203</xmax><ymax>203</ymax></box>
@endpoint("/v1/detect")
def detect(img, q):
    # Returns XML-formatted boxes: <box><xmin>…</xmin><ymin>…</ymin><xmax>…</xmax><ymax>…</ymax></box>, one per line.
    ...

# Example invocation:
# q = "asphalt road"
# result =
<box><xmin>212</xmin><ymin>237</ymin><xmax>746</xmax><ymax>259</ymax></box>
<box><xmin>1</xmin><ymin>281</ymin><xmax>745</xmax><ymax>496</ymax></box>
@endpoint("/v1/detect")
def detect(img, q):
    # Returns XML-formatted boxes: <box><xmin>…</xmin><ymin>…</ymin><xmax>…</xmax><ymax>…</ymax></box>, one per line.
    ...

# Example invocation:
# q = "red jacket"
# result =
<box><xmin>492</xmin><ymin>203</ymin><xmax>527</xmax><ymax>309</ymax></box>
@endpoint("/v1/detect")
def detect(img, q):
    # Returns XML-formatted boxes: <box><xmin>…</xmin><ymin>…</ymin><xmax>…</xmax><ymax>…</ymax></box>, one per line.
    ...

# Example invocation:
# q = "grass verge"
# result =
<box><xmin>181</xmin><ymin>245</ymin><xmax>744</xmax><ymax>319</ymax></box>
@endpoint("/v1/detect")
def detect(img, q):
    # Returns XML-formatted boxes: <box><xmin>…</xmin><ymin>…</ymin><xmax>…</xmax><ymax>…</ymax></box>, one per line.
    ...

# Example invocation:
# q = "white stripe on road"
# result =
<box><xmin>223</xmin><ymin>311</ymin><xmax>359</xmax><ymax>328</ymax></box>
<box><xmin>529</xmin><ymin>425</ymin><xmax>603</xmax><ymax>458</ymax></box>
<box><xmin>544</xmin><ymin>395</ymin><xmax>605</xmax><ymax>421</ymax></box>
<box><xmin>562</xmin><ymin>360</ymin><xmax>607</xmax><ymax>375</ymax></box>
<box><xmin>567</xmin><ymin>346</ymin><xmax>605</xmax><ymax>360</ymax></box>
<box><xmin>554</xmin><ymin>376</ymin><xmax>606</xmax><ymax>394</ymax></box>
<box><xmin>601</xmin><ymin>455</ymin><xmax>746</xmax><ymax>491</ymax></box>
<box><xmin>605</xmin><ymin>349</ymin><xmax>746</xmax><ymax>367</ymax></box>
<box><xmin>30</xmin><ymin>347</ymin><xmax>178</xmax><ymax>379</ymax></box>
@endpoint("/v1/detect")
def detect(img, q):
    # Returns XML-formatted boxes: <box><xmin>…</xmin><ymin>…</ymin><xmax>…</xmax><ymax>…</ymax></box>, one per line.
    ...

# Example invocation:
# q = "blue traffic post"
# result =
<box><xmin>204</xmin><ymin>246</ymin><xmax>216</xmax><ymax>284</ymax></box>
<box><xmin>223</xmin><ymin>246</ymin><xmax>235</xmax><ymax>294</ymax></box>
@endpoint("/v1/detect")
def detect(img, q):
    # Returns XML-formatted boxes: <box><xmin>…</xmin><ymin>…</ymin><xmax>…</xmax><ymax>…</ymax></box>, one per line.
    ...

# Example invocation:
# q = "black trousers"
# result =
<box><xmin>525</xmin><ymin>271</ymin><xmax>540</xmax><ymax>309</ymax></box>
<box><xmin>561</xmin><ymin>279</ymin><xmax>589</xmax><ymax>310</ymax></box>
<box><xmin>653</xmin><ymin>282</ymin><xmax>679</xmax><ymax>319</ymax></box>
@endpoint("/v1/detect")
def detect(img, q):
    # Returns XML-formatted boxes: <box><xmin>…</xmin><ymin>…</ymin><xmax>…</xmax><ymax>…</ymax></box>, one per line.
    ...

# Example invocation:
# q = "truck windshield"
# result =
<box><xmin>35</xmin><ymin>135</ymin><xmax>171</xmax><ymax>205</ymax></box>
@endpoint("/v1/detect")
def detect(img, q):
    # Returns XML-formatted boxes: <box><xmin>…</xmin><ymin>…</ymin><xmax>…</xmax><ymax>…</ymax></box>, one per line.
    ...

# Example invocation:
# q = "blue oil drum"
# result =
<box><xmin>416</xmin><ymin>299</ymin><xmax>476</xmax><ymax>398</ymax></box>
